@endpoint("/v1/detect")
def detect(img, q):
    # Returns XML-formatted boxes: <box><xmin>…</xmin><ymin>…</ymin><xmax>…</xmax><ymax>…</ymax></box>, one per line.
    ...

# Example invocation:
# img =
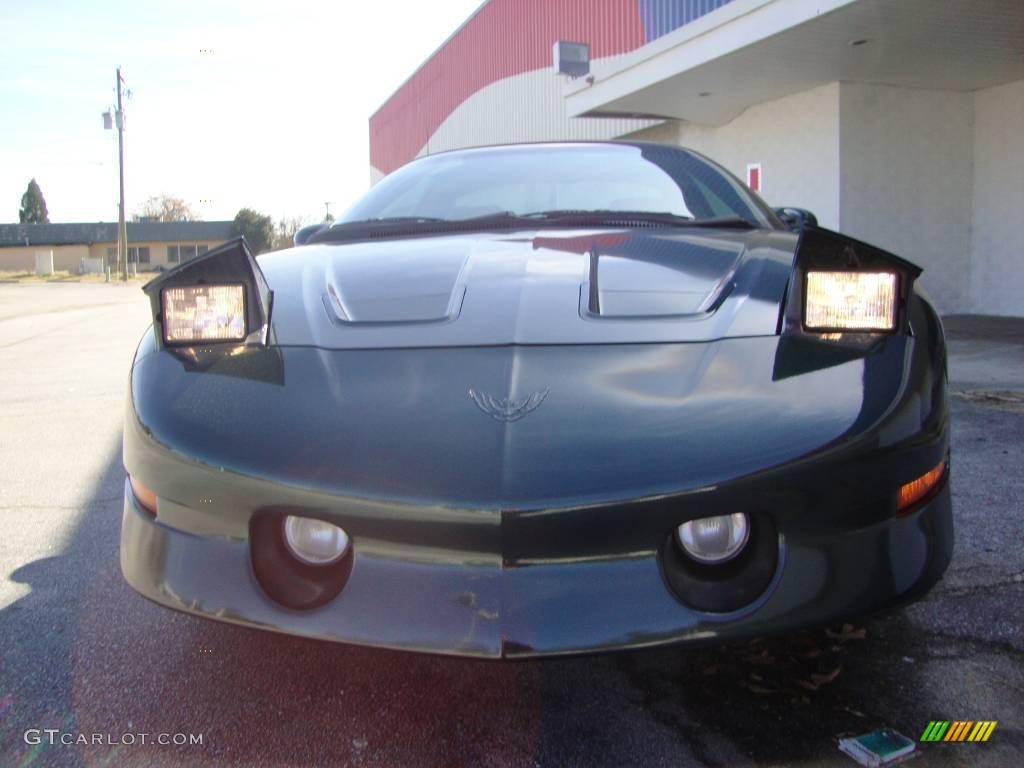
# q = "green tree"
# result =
<box><xmin>231</xmin><ymin>208</ymin><xmax>274</xmax><ymax>254</ymax></box>
<box><xmin>19</xmin><ymin>178</ymin><xmax>49</xmax><ymax>223</ymax></box>
<box><xmin>133</xmin><ymin>195</ymin><xmax>197</xmax><ymax>222</ymax></box>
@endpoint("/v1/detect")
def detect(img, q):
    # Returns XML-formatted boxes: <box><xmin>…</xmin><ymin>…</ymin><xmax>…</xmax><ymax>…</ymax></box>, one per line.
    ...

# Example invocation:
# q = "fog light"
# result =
<box><xmin>676</xmin><ymin>513</ymin><xmax>750</xmax><ymax>564</ymax></box>
<box><xmin>283</xmin><ymin>516</ymin><xmax>349</xmax><ymax>566</ymax></box>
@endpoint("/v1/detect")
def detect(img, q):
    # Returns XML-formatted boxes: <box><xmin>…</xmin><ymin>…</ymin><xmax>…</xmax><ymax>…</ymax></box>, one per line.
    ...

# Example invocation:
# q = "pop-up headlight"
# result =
<box><xmin>142</xmin><ymin>237</ymin><xmax>272</xmax><ymax>348</ymax></box>
<box><xmin>784</xmin><ymin>227</ymin><xmax>921</xmax><ymax>338</ymax></box>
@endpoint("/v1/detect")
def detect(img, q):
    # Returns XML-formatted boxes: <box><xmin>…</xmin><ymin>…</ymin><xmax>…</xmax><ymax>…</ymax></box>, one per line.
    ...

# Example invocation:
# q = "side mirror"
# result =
<box><xmin>294</xmin><ymin>223</ymin><xmax>329</xmax><ymax>246</ymax></box>
<box><xmin>775</xmin><ymin>207</ymin><xmax>818</xmax><ymax>232</ymax></box>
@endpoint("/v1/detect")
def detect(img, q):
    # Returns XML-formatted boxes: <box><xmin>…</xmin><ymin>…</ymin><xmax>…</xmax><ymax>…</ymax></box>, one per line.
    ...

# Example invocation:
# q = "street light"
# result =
<box><xmin>102</xmin><ymin>67</ymin><xmax>129</xmax><ymax>281</ymax></box>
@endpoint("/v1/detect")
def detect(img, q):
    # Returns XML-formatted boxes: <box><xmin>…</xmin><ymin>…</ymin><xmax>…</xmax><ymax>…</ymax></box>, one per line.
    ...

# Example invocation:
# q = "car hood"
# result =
<box><xmin>258</xmin><ymin>228</ymin><xmax>796</xmax><ymax>348</ymax></box>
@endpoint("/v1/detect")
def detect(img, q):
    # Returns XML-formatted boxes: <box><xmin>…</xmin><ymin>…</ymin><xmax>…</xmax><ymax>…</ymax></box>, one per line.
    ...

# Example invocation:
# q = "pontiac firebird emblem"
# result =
<box><xmin>469</xmin><ymin>388</ymin><xmax>549</xmax><ymax>422</ymax></box>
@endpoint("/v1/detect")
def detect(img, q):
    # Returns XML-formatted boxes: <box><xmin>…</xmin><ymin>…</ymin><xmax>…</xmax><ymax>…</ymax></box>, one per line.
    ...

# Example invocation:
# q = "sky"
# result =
<box><xmin>0</xmin><ymin>0</ymin><xmax>483</xmax><ymax>226</ymax></box>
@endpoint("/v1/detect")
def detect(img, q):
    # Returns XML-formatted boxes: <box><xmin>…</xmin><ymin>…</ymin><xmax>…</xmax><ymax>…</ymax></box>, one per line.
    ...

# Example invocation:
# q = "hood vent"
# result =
<box><xmin>323</xmin><ymin>243</ymin><xmax>469</xmax><ymax>325</ymax></box>
<box><xmin>585</xmin><ymin>233</ymin><xmax>744</xmax><ymax>318</ymax></box>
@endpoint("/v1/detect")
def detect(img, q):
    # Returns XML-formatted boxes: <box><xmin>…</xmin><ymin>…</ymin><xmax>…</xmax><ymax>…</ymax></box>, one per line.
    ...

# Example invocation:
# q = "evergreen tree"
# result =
<box><xmin>19</xmin><ymin>178</ymin><xmax>50</xmax><ymax>224</ymax></box>
<box><xmin>231</xmin><ymin>208</ymin><xmax>274</xmax><ymax>254</ymax></box>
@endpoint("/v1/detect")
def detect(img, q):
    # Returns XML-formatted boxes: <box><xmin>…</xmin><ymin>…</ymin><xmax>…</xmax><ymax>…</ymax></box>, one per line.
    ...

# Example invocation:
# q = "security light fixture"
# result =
<box><xmin>553</xmin><ymin>40</ymin><xmax>590</xmax><ymax>78</ymax></box>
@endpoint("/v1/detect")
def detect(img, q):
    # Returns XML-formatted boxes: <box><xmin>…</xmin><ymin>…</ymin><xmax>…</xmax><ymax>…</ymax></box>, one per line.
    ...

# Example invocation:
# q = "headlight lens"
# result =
<box><xmin>804</xmin><ymin>271</ymin><xmax>897</xmax><ymax>331</ymax></box>
<box><xmin>161</xmin><ymin>284</ymin><xmax>246</xmax><ymax>344</ymax></box>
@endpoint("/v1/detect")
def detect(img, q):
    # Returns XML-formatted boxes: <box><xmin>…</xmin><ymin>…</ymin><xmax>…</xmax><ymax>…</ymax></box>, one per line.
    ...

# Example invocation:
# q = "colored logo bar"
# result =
<box><xmin>921</xmin><ymin>721</ymin><xmax>997</xmax><ymax>742</ymax></box>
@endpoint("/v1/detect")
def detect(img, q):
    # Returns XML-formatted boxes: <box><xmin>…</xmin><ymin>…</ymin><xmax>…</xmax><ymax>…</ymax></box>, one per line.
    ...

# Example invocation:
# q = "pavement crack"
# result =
<box><xmin>913</xmin><ymin>628</ymin><xmax>1024</xmax><ymax>659</ymax></box>
<box><xmin>951</xmin><ymin>389</ymin><xmax>1024</xmax><ymax>413</ymax></box>
<box><xmin>0</xmin><ymin>495</ymin><xmax>123</xmax><ymax>511</ymax></box>
<box><xmin>927</xmin><ymin>573</ymin><xmax>1024</xmax><ymax>598</ymax></box>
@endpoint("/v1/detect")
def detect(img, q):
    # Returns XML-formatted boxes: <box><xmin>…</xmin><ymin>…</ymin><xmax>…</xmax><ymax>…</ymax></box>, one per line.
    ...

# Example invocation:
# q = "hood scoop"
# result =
<box><xmin>323</xmin><ymin>241</ymin><xmax>468</xmax><ymax>324</ymax></box>
<box><xmin>586</xmin><ymin>233</ymin><xmax>744</xmax><ymax>318</ymax></box>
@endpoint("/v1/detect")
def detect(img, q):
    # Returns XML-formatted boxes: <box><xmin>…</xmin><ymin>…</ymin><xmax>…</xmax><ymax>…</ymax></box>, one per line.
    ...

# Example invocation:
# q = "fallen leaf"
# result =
<box><xmin>811</xmin><ymin>666</ymin><xmax>842</xmax><ymax>686</ymax></box>
<box><xmin>826</xmin><ymin>624</ymin><xmax>867</xmax><ymax>642</ymax></box>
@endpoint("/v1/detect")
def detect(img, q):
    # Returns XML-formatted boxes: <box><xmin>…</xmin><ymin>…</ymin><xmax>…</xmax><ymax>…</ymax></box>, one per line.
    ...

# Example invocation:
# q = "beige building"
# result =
<box><xmin>0</xmin><ymin>221</ymin><xmax>235</xmax><ymax>272</ymax></box>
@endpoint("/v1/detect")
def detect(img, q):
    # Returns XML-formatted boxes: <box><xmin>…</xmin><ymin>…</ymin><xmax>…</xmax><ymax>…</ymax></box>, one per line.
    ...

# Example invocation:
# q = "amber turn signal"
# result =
<box><xmin>129</xmin><ymin>475</ymin><xmax>158</xmax><ymax>516</ymax></box>
<box><xmin>897</xmin><ymin>459</ymin><xmax>946</xmax><ymax>513</ymax></box>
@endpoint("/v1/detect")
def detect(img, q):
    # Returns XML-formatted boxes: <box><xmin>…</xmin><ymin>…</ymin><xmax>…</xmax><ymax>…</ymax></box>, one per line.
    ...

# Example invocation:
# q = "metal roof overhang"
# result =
<box><xmin>565</xmin><ymin>0</ymin><xmax>1024</xmax><ymax>126</ymax></box>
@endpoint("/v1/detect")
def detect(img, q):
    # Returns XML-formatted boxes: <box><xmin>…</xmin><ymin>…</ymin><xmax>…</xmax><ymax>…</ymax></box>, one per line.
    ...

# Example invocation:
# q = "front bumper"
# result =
<box><xmin>121</xmin><ymin>478</ymin><xmax>951</xmax><ymax>658</ymax></box>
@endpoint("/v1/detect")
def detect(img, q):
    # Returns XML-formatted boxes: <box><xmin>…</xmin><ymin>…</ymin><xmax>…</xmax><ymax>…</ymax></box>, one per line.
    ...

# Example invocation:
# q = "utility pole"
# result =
<box><xmin>115</xmin><ymin>67</ymin><xmax>128</xmax><ymax>281</ymax></box>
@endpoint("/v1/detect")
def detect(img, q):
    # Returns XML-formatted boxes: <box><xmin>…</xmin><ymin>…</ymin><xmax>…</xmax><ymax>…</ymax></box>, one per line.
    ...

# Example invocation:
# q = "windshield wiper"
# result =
<box><xmin>309</xmin><ymin>209</ymin><xmax>761</xmax><ymax>245</ymax></box>
<box><xmin>678</xmin><ymin>215</ymin><xmax>760</xmax><ymax>229</ymax></box>
<box><xmin>518</xmin><ymin>210</ymin><xmax>760</xmax><ymax>229</ymax></box>
<box><xmin>334</xmin><ymin>215</ymin><xmax>449</xmax><ymax>226</ymax></box>
<box><xmin>308</xmin><ymin>212</ymin><xmax>522</xmax><ymax>244</ymax></box>
<box><xmin>334</xmin><ymin>211</ymin><xmax>759</xmax><ymax>229</ymax></box>
<box><xmin>519</xmin><ymin>209</ymin><xmax>691</xmax><ymax>225</ymax></box>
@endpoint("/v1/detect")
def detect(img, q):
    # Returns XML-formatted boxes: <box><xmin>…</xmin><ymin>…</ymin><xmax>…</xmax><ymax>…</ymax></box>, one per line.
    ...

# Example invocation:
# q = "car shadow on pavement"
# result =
<box><xmin>2</xmin><ymin>439</ymin><xmax>1022</xmax><ymax>768</ymax></box>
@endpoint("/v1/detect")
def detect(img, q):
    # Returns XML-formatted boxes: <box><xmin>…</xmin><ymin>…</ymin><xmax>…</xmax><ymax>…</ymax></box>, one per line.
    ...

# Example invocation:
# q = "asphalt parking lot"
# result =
<box><xmin>1</xmin><ymin>283</ymin><xmax>1021</xmax><ymax>767</ymax></box>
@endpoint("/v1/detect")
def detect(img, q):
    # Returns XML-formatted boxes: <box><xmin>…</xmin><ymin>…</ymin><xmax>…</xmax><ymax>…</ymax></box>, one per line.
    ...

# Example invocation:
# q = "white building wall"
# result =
<box><xmin>838</xmin><ymin>83</ymin><xmax>974</xmax><ymax>314</ymax></box>
<box><xmin>625</xmin><ymin>81</ymin><xmax>996</xmax><ymax>315</ymax></box>
<box><xmin>971</xmin><ymin>79</ymin><xmax>1024</xmax><ymax>317</ymax></box>
<box><xmin>623</xmin><ymin>83</ymin><xmax>842</xmax><ymax>229</ymax></box>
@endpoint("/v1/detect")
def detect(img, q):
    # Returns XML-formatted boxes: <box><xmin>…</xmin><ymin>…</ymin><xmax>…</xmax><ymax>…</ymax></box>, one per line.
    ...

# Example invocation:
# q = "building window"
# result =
<box><xmin>128</xmin><ymin>246</ymin><xmax>150</xmax><ymax>264</ymax></box>
<box><xmin>167</xmin><ymin>244</ymin><xmax>206</xmax><ymax>263</ymax></box>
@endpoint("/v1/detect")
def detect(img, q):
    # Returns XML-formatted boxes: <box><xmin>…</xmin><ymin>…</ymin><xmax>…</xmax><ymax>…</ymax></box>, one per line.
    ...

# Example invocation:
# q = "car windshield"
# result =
<box><xmin>338</xmin><ymin>143</ymin><xmax>777</xmax><ymax>228</ymax></box>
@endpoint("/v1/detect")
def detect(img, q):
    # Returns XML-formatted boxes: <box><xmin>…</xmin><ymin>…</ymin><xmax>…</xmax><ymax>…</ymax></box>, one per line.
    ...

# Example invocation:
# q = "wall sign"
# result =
<box><xmin>746</xmin><ymin>163</ymin><xmax>762</xmax><ymax>193</ymax></box>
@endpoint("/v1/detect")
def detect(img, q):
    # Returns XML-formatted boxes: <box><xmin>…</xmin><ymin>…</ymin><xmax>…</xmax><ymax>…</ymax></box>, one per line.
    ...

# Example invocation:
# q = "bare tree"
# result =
<box><xmin>272</xmin><ymin>216</ymin><xmax>310</xmax><ymax>251</ymax></box>
<box><xmin>133</xmin><ymin>195</ymin><xmax>198</xmax><ymax>222</ymax></box>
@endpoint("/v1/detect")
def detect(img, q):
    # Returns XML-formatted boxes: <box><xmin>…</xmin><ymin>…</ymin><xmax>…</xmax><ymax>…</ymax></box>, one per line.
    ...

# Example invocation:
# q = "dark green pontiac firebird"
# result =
<box><xmin>120</xmin><ymin>142</ymin><xmax>952</xmax><ymax>658</ymax></box>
